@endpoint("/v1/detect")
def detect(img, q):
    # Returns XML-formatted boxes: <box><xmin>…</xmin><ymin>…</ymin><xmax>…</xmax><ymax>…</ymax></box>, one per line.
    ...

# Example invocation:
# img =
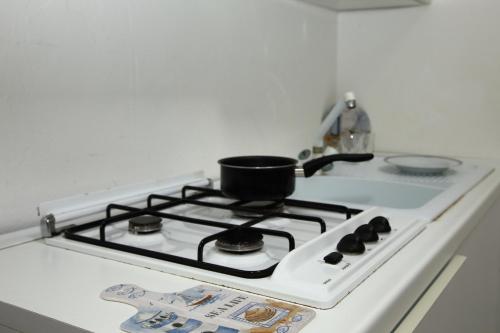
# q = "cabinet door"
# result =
<box><xmin>394</xmin><ymin>255</ymin><xmax>466</xmax><ymax>332</ymax></box>
<box><xmin>409</xmin><ymin>201</ymin><xmax>500</xmax><ymax>332</ymax></box>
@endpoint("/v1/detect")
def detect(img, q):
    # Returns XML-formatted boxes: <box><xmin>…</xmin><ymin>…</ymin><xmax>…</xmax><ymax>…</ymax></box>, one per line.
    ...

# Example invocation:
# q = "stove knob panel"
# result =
<box><xmin>369</xmin><ymin>216</ymin><xmax>391</xmax><ymax>233</ymax></box>
<box><xmin>323</xmin><ymin>251</ymin><xmax>343</xmax><ymax>265</ymax></box>
<box><xmin>337</xmin><ymin>233</ymin><xmax>365</xmax><ymax>254</ymax></box>
<box><xmin>354</xmin><ymin>224</ymin><xmax>379</xmax><ymax>242</ymax></box>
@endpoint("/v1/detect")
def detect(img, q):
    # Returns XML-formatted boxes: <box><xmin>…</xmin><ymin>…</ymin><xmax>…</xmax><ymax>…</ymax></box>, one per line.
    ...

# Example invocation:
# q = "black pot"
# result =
<box><xmin>218</xmin><ymin>153</ymin><xmax>374</xmax><ymax>201</ymax></box>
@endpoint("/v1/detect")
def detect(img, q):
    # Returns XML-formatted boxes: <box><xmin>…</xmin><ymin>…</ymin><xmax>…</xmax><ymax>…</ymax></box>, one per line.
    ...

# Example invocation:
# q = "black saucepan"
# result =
<box><xmin>218</xmin><ymin>153</ymin><xmax>374</xmax><ymax>201</ymax></box>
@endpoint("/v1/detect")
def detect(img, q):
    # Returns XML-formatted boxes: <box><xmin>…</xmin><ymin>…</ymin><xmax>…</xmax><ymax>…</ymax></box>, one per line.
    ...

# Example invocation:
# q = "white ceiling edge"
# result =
<box><xmin>302</xmin><ymin>0</ymin><xmax>430</xmax><ymax>12</ymax></box>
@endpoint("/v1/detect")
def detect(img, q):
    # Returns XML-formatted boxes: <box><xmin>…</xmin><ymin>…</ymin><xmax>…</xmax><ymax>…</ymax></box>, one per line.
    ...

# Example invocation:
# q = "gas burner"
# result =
<box><xmin>232</xmin><ymin>201</ymin><xmax>285</xmax><ymax>218</ymax></box>
<box><xmin>215</xmin><ymin>228</ymin><xmax>264</xmax><ymax>253</ymax></box>
<box><xmin>204</xmin><ymin>247</ymin><xmax>281</xmax><ymax>270</ymax></box>
<box><xmin>128</xmin><ymin>215</ymin><xmax>163</xmax><ymax>234</ymax></box>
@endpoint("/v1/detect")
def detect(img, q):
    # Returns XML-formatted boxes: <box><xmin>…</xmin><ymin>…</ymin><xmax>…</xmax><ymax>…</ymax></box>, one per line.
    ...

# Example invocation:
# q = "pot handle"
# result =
<box><xmin>302</xmin><ymin>153</ymin><xmax>374</xmax><ymax>177</ymax></box>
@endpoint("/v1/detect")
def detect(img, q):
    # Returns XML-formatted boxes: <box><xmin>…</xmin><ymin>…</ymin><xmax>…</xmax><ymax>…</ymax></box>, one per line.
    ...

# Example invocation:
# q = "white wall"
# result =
<box><xmin>0</xmin><ymin>0</ymin><xmax>337</xmax><ymax>234</ymax></box>
<box><xmin>337</xmin><ymin>0</ymin><xmax>500</xmax><ymax>157</ymax></box>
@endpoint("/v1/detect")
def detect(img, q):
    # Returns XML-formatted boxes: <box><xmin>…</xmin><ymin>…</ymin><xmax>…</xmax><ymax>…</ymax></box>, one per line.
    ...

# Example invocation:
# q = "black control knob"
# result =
<box><xmin>337</xmin><ymin>233</ymin><xmax>365</xmax><ymax>254</ymax></box>
<box><xmin>323</xmin><ymin>251</ymin><xmax>343</xmax><ymax>265</ymax></box>
<box><xmin>354</xmin><ymin>224</ymin><xmax>379</xmax><ymax>242</ymax></box>
<box><xmin>369</xmin><ymin>216</ymin><xmax>391</xmax><ymax>233</ymax></box>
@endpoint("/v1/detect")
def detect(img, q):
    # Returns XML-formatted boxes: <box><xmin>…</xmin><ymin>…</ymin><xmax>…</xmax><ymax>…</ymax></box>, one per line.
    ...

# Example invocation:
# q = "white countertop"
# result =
<box><xmin>1</xmin><ymin>160</ymin><xmax>499</xmax><ymax>333</ymax></box>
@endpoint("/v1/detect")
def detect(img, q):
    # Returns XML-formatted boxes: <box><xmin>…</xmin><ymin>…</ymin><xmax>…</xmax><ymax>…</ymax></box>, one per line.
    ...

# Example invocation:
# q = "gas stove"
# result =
<box><xmin>40</xmin><ymin>172</ymin><xmax>425</xmax><ymax>309</ymax></box>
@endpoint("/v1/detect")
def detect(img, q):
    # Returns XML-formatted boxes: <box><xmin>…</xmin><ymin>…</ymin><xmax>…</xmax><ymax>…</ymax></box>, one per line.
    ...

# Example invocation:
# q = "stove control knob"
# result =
<box><xmin>337</xmin><ymin>233</ymin><xmax>365</xmax><ymax>254</ymax></box>
<box><xmin>323</xmin><ymin>251</ymin><xmax>343</xmax><ymax>265</ymax></box>
<box><xmin>354</xmin><ymin>224</ymin><xmax>379</xmax><ymax>242</ymax></box>
<box><xmin>369</xmin><ymin>216</ymin><xmax>391</xmax><ymax>233</ymax></box>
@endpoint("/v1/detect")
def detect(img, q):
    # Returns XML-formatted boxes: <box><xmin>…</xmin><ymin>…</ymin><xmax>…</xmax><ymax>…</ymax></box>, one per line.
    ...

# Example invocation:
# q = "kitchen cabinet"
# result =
<box><xmin>397</xmin><ymin>197</ymin><xmax>500</xmax><ymax>332</ymax></box>
<box><xmin>302</xmin><ymin>0</ymin><xmax>430</xmax><ymax>11</ymax></box>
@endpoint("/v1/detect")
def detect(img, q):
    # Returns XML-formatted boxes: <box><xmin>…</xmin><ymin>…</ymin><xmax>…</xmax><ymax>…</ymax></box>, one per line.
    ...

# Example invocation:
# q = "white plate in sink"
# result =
<box><xmin>384</xmin><ymin>155</ymin><xmax>462</xmax><ymax>175</ymax></box>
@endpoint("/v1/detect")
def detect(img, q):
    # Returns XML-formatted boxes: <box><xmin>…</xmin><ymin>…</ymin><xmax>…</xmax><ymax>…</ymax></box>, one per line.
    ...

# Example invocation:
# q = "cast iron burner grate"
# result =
<box><xmin>63</xmin><ymin>185</ymin><xmax>362</xmax><ymax>279</ymax></box>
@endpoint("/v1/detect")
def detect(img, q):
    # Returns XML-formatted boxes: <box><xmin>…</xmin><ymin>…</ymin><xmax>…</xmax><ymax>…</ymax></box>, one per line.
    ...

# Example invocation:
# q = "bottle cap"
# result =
<box><xmin>344</xmin><ymin>91</ymin><xmax>356</xmax><ymax>102</ymax></box>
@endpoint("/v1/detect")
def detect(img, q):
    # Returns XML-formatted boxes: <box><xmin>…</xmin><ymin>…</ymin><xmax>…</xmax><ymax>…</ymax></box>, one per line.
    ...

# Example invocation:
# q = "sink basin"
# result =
<box><xmin>292</xmin><ymin>177</ymin><xmax>444</xmax><ymax>210</ymax></box>
<box><xmin>288</xmin><ymin>156</ymin><xmax>491</xmax><ymax>221</ymax></box>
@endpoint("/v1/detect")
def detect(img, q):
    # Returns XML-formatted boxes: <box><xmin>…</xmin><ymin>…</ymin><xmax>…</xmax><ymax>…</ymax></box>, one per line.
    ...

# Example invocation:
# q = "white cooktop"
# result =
<box><xmin>46</xmin><ymin>203</ymin><xmax>424</xmax><ymax>308</ymax></box>
<box><xmin>39</xmin><ymin>156</ymin><xmax>493</xmax><ymax>309</ymax></box>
